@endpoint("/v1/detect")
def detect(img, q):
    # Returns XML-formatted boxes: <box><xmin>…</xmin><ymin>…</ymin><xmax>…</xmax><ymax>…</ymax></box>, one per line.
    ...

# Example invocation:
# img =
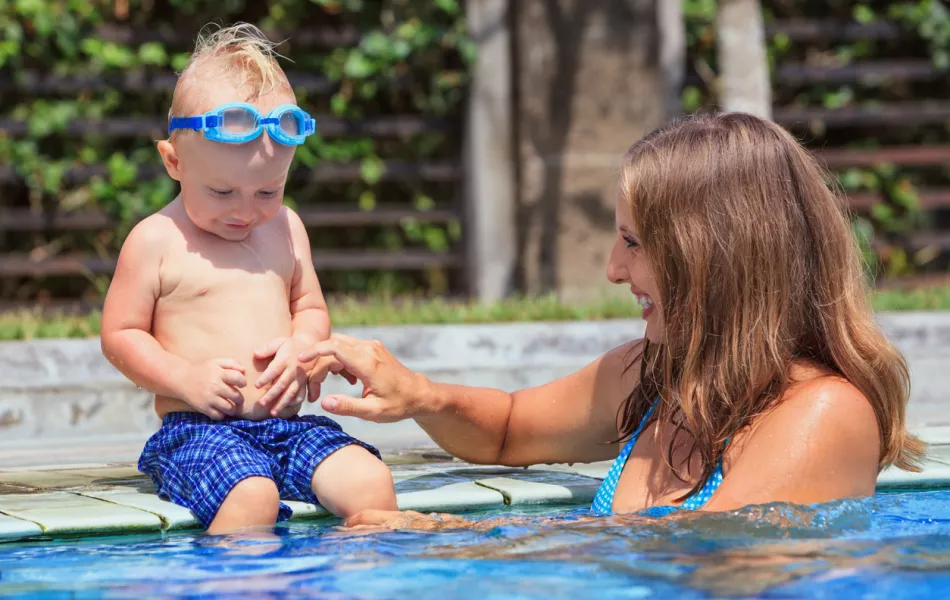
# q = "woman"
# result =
<box><xmin>299</xmin><ymin>112</ymin><xmax>923</xmax><ymax>525</ymax></box>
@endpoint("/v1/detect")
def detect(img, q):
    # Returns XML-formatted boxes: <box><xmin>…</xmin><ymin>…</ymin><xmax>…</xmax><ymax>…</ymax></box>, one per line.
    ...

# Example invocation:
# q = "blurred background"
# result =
<box><xmin>1</xmin><ymin>0</ymin><xmax>949</xmax><ymax>316</ymax></box>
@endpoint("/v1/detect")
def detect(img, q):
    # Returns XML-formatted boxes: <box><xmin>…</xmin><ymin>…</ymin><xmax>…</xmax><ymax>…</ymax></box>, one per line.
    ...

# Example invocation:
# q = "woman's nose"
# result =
<box><xmin>606</xmin><ymin>241</ymin><xmax>626</xmax><ymax>284</ymax></box>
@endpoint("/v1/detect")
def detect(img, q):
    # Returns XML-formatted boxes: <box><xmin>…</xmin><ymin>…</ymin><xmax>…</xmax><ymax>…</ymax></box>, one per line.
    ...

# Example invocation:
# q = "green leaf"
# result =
<box><xmin>853</xmin><ymin>4</ymin><xmax>876</xmax><ymax>25</ymax></box>
<box><xmin>107</xmin><ymin>153</ymin><xmax>138</xmax><ymax>188</ymax></box>
<box><xmin>138</xmin><ymin>42</ymin><xmax>168</xmax><ymax>66</ymax></box>
<box><xmin>171</xmin><ymin>52</ymin><xmax>191</xmax><ymax>72</ymax></box>
<box><xmin>330</xmin><ymin>93</ymin><xmax>349</xmax><ymax>116</ymax></box>
<box><xmin>681</xmin><ymin>86</ymin><xmax>702</xmax><ymax>112</ymax></box>
<box><xmin>358</xmin><ymin>190</ymin><xmax>376</xmax><ymax>211</ymax></box>
<box><xmin>434</xmin><ymin>0</ymin><xmax>459</xmax><ymax>15</ymax></box>
<box><xmin>871</xmin><ymin>202</ymin><xmax>894</xmax><ymax>223</ymax></box>
<box><xmin>360</xmin><ymin>156</ymin><xmax>385</xmax><ymax>185</ymax></box>
<box><xmin>414</xmin><ymin>194</ymin><xmax>435</xmax><ymax>211</ymax></box>
<box><xmin>343</xmin><ymin>51</ymin><xmax>374</xmax><ymax>78</ymax></box>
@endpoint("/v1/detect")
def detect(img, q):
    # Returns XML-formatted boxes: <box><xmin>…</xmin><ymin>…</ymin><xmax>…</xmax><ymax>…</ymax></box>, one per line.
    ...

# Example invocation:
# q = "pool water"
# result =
<box><xmin>2</xmin><ymin>487</ymin><xmax>950</xmax><ymax>598</ymax></box>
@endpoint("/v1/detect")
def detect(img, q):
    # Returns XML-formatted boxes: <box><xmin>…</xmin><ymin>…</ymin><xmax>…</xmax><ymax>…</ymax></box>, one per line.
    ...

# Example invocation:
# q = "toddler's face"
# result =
<box><xmin>160</xmin><ymin>87</ymin><xmax>297</xmax><ymax>241</ymax></box>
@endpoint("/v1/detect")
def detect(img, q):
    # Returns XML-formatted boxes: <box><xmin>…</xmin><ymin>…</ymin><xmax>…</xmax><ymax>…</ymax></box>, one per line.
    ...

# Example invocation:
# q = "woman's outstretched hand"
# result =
<box><xmin>299</xmin><ymin>333</ymin><xmax>429</xmax><ymax>423</ymax></box>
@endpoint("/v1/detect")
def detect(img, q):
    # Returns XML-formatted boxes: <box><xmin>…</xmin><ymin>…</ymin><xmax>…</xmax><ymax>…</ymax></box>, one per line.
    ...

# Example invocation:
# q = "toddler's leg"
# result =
<box><xmin>207</xmin><ymin>476</ymin><xmax>281</xmax><ymax>535</ymax></box>
<box><xmin>311</xmin><ymin>445</ymin><xmax>397</xmax><ymax>518</ymax></box>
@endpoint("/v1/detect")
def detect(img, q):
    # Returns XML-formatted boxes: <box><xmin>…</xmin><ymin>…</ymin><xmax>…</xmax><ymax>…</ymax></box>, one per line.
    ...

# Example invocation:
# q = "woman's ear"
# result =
<box><xmin>157</xmin><ymin>140</ymin><xmax>182</xmax><ymax>181</ymax></box>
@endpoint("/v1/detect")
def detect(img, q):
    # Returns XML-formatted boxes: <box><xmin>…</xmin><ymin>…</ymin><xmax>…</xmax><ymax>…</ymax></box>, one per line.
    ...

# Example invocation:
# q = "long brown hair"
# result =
<box><xmin>618</xmin><ymin>112</ymin><xmax>924</xmax><ymax>499</ymax></box>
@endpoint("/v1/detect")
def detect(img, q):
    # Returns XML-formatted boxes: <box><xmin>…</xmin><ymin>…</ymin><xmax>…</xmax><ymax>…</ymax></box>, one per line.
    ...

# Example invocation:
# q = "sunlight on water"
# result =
<box><xmin>2</xmin><ymin>487</ymin><xmax>950</xmax><ymax>598</ymax></box>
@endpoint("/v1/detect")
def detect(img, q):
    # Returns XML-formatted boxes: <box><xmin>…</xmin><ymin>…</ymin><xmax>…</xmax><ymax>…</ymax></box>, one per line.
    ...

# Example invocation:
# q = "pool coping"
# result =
<box><xmin>0</xmin><ymin>450</ymin><xmax>947</xmax><ymax>543</ymax></box>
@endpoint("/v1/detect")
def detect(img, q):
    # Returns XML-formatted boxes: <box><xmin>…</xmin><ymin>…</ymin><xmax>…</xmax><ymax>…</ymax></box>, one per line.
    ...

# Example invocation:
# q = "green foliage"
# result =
<box><xmin>681</xmin><ymin>0</ymin><xmax>948</xmax><ymax>280</ymax></box>
<box><xmin>0</xmin><ymin>0</ymin><xmax>473</xmax><ymax>299</ymax></box>
<box><xmin>5</xmin><ymin>285</ymin><xmax>950</xmax><ymax>340</ymax></box>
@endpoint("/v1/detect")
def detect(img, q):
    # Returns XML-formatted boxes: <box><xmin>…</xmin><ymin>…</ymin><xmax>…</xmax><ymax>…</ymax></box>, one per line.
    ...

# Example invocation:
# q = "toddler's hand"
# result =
<box><xmin>182</xmin><ymin>358</ymin><xmax>246</xmax><ymax>420</ymax></box>
<box><xmin>254</xmin><ymin>337</ymin><xmax>308</xmax><ymax>416</ymax></box>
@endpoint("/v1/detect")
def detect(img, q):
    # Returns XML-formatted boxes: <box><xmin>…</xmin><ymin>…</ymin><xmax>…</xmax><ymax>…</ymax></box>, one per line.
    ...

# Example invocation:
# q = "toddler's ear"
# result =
<box><xmin>157</xmin><ymin>140</ymin><xmax>183</xmax><ymax>181</ymax></box>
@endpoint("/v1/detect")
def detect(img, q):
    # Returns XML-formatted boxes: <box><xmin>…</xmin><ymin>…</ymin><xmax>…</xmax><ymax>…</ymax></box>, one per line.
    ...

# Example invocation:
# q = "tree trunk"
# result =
<box><xmin>657</xmin><ymin>0</ymin><xmax>686</xmax><ymax>120</ymax></box>
<box><xmin>716</xmin><ymin>0</ymin><xmax>771</xmax><ymax>119</ymax></box>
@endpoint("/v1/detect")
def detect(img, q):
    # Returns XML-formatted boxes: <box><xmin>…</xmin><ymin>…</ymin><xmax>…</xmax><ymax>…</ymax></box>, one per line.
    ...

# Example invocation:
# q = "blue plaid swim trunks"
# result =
<box><xmin>138</xmin><ymin>412</ymin><xmax>381</xmax><ymax>528</ymax></box>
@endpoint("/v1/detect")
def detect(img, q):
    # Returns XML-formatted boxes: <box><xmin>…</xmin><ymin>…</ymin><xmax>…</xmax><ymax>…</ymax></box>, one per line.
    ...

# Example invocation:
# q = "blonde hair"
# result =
<box><xmin>169</xmin><ymin>22</ymin><xmax>293</xmax><ymax>132</ymax></box>
<box><xmin>618</xmin><ymin>112</ymin><xmax>924</xmax><ymax>500</ymax></box>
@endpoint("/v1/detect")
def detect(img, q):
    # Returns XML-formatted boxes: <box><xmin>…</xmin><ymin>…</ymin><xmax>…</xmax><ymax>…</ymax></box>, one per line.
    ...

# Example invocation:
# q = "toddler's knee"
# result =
<box><xmin>227</xmin><ymin>477</ymin><xmax>281</xmax><ymax>515</ymax></box>
<box><xmin>347</xmin><ymin>458</ymin><xmax>397</xmax><ymax>511</ymax></box>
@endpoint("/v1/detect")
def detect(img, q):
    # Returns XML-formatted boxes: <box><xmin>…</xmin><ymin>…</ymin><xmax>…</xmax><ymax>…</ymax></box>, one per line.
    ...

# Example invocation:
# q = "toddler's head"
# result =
<box><xmin>157</xmin><ymin>23</ymin><xmax>307</xmax><ymax>241</ymax></box>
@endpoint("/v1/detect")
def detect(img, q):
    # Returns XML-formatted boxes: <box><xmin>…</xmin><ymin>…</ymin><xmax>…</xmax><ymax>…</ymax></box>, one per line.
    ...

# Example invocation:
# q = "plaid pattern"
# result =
<box><xmin>138</xmin><ymin>412</ymin><xmax>381</xmax><ymax>528</ymax></box>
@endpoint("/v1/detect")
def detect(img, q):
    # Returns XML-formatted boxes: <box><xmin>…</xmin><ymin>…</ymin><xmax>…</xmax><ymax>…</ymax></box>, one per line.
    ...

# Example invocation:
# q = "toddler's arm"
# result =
<box><xmin>101</xmin><ymin>218</ymin><xmax>244</xmax><ymax>418</ymax></box>
<box><xmin>286</xmin><ymin>207</ymin><xmax>331</xmax><ymax>347</ymax></box>
<box><xmin>253</xmin><ymin>208</ymin><xmax>331</xmax><ymax>413</ymax></box>
<box><xmin>101</xmin><ymin>218</ymin><xmax>189</xmax><ymax>397</ymax></box>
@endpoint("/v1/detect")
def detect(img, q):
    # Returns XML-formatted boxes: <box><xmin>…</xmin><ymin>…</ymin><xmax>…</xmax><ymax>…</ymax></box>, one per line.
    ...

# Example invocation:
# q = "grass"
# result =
<box><xmin>1</xmin><ymin>286</ymin><xmax>949</xmax><ymax>341</ymax></box>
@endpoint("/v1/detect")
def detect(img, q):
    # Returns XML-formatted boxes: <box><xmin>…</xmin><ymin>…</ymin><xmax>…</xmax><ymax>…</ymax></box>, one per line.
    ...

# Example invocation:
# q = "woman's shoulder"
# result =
<box><xmin>733</xmin><ymin>364</ymin><xmax>881</xmax><ymax>474</ymax></box>
<box><xmin>709</xmin><ymin>365</ymin><xmax>882</xmax><ymax>509</ymax></box>
<box><xmin>762</xmin><ymin>364</ymin><xmax>879</xmax><ymax>437</ymax></box>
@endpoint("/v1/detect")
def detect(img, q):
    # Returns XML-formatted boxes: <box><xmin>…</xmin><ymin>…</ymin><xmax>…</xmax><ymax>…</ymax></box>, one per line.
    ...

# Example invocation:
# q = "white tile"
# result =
<box><xmin>397</xmin><ymin>481</ymin><xmax>505</xmax><ymax>513</ymax></box>
<box><xmin>527</xmin><ymin>462</ymin><xmax>611</xmax><ymax>480</ymax></box>
<box><xmin>475</xmin><ymin>476</ymin><xmax>599</xmax><ymax>505</ymax></box>
<box><xmin>0</xmin><ymin>513</ymin><xmax>42</xmax><ymax>541</ymax></box>
<box><xmin>78</xmin><ymin>487</ymin><xmax>197</xmax><ymax>531</ymax></box>
<box><xmin>878</xmin><ymin>461</ymin><xmax>950</xmax><ymax>487</ymax></box>
<box><xmin>0</xmin><ymin>470</ymin><xmax>99</xmax><ymax>489</ymax></box>
<box><xmin>284</xmin><ymin>500</ymin><xmax>329</xmax><ymax>520</ymax></box>
<box><xmin>0</xmin><ymin>492</ymin><xmax>162</xmax><ymax>536</ymax></box>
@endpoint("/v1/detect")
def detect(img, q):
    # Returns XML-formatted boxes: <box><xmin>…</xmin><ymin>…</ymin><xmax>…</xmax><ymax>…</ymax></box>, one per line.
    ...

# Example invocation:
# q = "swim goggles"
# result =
<box><xmin>167</xmin><ymin>102</ymin><xmax>316</xmax><ymax>146</ymax></box>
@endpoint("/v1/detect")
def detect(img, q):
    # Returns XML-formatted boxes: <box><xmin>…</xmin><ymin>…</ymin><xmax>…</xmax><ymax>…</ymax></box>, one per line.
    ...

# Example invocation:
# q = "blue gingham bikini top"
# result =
<box><xmin>591</xmin><ymin>400</ymin><xmax>725</xmax><ymax>515</ymax></box>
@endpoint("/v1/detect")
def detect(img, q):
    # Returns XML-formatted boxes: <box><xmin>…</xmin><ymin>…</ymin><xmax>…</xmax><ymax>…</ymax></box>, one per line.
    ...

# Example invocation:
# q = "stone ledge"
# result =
<box><xmin>1</xmin><ymin>452</ymin><xmax>948</xmax><ymax>543</ymax></box>
<box><xmin>2</xmin><ymin>312</ymin><xmax>949</xmax><ymax>462</ymax></box>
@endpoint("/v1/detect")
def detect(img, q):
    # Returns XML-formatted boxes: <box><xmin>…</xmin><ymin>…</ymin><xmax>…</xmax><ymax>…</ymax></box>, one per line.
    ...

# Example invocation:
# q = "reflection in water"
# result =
<box><xmin>2</xmin><ymin>489</ymin><xmax>950</xmax><ymax>598</ymax></box>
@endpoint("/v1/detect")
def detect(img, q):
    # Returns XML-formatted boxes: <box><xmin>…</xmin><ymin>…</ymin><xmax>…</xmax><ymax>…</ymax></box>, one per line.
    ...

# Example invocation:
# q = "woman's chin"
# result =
<box><xmin>642</xmin><ymin>315</ymin><xmax>665</xmax><ymax>344</ymax></box>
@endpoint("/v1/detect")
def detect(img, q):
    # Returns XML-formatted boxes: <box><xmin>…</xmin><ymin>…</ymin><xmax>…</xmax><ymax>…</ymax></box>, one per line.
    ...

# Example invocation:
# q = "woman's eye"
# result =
<box><xmin>624</xmin><ymin>236</ymin><xmax>639</xmax><ymax>249</ymax></box>
<box><xmin>210</xmin><ymin>188</ymin><xmax>233</xmax><ymax>197</ymax></box>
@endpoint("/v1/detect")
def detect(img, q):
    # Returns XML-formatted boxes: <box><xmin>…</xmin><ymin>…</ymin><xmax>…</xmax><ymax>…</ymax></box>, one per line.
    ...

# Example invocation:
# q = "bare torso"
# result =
<box><xmin>151</xmin><ymin>200</ymin><xmax>299</xmax><ymax>420</ymax></box>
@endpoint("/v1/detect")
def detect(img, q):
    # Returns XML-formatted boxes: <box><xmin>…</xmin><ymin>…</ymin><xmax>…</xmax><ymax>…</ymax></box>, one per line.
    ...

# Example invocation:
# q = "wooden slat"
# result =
<box><xmin>776</xmin><ymin>60</ymin><xmax>939</xmax><ymax>84</ymax></box>
<box><xmin>766</xmin><ymin>20</ymin><xmax>903</xmax><ymax>42</ymax></box>
<box><xmin>816</xmin><ymin>145</ymin><xmax>950</xmax><ymax>168</ymax></box>
<box><xmin>0</xmin><ymin>160</ymin><xmax>461</xmax><ymax>185</ymax></box>
<box><xmin>847</xmin><ymin>189</ymin><xmax>950</xmax><ymax>210</ymax></box>
<box><xmin>0</xmin><ymin>205</ymin><xmax>460</xmax><ymax>232</ymax></box>
<box><xmin>0</xmin><ymin>72</ymin><xmax>333</xmax><ymax>94</ymax></box>
<box><xmin>94</xmin><ymin>25</ymin><xmax>361</xmax><ymax>47</ymax></box>
<box><xmin>0</xmin><ymin>251</ymin><xmax>462</xmax><ymax>277</ymax></box>
<box><xmin>297</xmin><ymin>205</ymin><xmax>460</xmax><ymax>227</ymax></box>
<box><xmin>0</xmin><ymin>116</ymin><xmax>454</xmax><ymax>138</ymax></box>
<box><xmin>905</xmin><ymin>232</ymin><xmax>950</xmax><ymax>251</ymax></box>
<box><xmin>775</xmin><ymin>102</ymin><xmax>950</xmax><ymax>127</ymax></box>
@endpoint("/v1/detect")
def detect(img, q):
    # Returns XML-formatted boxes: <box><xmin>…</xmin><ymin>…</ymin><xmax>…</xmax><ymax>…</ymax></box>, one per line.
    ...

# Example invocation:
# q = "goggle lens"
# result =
<box><xmin>220</xmin><ymin>107</ymin><xmax>258</xmax><ymax>134</ymax></box>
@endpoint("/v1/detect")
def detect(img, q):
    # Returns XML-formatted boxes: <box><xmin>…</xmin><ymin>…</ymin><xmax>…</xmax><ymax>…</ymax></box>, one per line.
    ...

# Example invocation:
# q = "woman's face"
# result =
<box><xmin>606</xmin><ymin>189</ymin><xmax>665</xmax><ymax>343</ymax></box>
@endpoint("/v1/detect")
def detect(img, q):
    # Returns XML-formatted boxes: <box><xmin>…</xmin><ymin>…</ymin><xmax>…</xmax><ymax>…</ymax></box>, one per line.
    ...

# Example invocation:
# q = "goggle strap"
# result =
<box><xmin>260</xmin><ymin>117</ymin><xmax>280</xmax><ymax>125</ymax></box>
<box><xmin>168</xmin><ymin>115</ymin><xmax>220</xmax><ymax>133</ymax></box>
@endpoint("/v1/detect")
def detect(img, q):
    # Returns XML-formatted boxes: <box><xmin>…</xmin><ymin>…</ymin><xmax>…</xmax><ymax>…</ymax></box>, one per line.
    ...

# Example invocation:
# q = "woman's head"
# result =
<box><xmin>611</xmin><ymin>112</ymin><xmax>922</xmax><ymax>495</ymax></box>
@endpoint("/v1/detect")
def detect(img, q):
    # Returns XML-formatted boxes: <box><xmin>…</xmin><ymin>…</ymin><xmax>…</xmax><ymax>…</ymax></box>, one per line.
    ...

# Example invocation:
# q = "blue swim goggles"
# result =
<box><xmin>168</xmin><ymin>102</ymin><xmax>316</xmax><ymax>146</ymax></box>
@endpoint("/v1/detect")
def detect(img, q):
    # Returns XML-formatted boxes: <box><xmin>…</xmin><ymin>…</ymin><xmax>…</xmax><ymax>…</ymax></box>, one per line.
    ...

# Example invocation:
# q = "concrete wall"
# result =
<box><xmin>1</xmin><ymin>313</ymin><xmax>948</xmax><ymax>461</ymax></box>
<box><xmin>514</xmin><ymin>0</ymin><xmax>668</xmax><ymax>300</ymax></box>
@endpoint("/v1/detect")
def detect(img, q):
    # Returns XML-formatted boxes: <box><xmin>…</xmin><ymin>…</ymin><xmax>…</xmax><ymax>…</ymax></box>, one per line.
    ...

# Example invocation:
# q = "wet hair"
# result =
<box><xmin>168</xmin><ymin>22</ymin><xmax>293</xmax><ymax>138</ymax></box>
<box><xmin>618</xmin><ymin>111</ymin><xmax>924</xmax><ymax>500</ymax></box>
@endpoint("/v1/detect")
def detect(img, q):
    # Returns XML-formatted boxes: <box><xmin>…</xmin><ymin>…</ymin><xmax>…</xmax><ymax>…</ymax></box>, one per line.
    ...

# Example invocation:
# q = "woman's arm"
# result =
<box><xmin>301</xmin><ymin>335</ymin><xmax>642</xmax><ymax>466</ymax></box>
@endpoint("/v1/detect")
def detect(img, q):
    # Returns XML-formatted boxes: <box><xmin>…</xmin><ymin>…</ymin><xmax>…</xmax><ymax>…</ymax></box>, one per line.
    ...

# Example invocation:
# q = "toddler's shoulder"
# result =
<box><xmin>118</xmin><ymin>211</ymin><xmax>180</xmax><ymax>261</ymax></box>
